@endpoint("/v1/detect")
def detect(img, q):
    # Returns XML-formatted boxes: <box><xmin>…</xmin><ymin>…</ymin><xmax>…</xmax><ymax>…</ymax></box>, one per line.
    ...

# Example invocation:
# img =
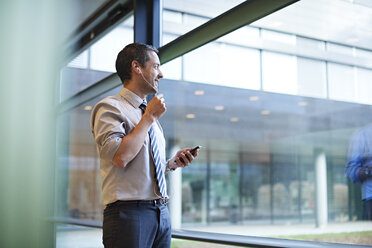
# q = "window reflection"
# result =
<box><xmin>328</xmin><ymin>63</ymin><xmax>355</xmax><ymax>102</ymax></box>
<box><xmin>60</xmin><ymin>17</ymin><xmax>133</xmax><ymax>102</ymax></box>
<box><xmin>162</xmin><ymin>0</ymin><xmax>246</xmax><ymax>45</ymax></box>
<box><xmin>183</xmin><ymin>43</ymin><xmax>260</xmax><ymax>90</ymax></box>
<box><xmin>57</xmin><ymin>0</ymin><xmax>372</xmax><ymax>239</ymax></box>
<box><xmin>56</xmin><ymin>88</ymin><xmax>118</xmax><ymax>221</ymax></box>
<box><xmin>262</xmin><ymin>51</ymin><xmax>297</xmax><ymax>95</ymax></box>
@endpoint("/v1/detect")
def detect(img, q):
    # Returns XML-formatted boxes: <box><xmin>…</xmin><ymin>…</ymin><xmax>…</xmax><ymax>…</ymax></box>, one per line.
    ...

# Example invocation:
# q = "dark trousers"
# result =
<box><xmin>103</xmin><ymin>201</ymin><xmax>171</xmax><ymax>248</ymax></box>
<box><xmin>363</xmin><ymin>199</ymin><xmax>372</xmax><ymax>220</ymax></box>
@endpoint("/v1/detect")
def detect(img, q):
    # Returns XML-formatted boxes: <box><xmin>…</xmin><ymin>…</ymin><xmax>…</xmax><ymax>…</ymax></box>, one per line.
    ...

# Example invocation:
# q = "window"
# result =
<box><xmin>59</xmin><ymin>17</ymin><xmax>133</xmax><ymax>102</ymax></box>
<box><xmin>262</xmin><ymin>51</ymin><xmax>297</xmax><ymax>95</ymax></box>
<box><xmin>184</xmin><ymin>43</ymin><xmax>260</xmax><ymax>90</ymax></box>
<box><xmin>328</xmin><ymin>63</ymin><xmax>356</xmax><ymax>102</ymax></box>
<box><xmin>297</xmin><ymin>57</ymin><xmax>327</xmax><ymax>98</ymax></box>
<box><xmin>56</xmin><ymin>86</ymin><xmax>121</xmax><ymax>221</ymax></box>
<box><xmin>356</xmin><ymin>67</ymin><xmax>372</xmax><ymax>105</ymax></box>
<box><xmin>162</xmin><ymin>0</ymin><xmax>246</xmax><ymax>45</ymax></box>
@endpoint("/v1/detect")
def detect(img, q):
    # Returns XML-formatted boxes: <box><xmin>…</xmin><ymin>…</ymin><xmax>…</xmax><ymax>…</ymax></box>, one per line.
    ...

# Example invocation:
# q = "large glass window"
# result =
<box><xmin>328</xmin><ymin>63</ymin><xmax>356</xmax><ymax>102</ymax></box>
<box><xmin>56</xmin><ymin>14</ymin><xmax>133</xmax><ymax>220</ymax></box>
<box><xmin>57</xmin><ymin>0</ymin><xmax>372</xmax><ymax>246</ymax></box>
<box><xmin>162</xmin><ymin>0</ymin><xmax>246</xmax><ymax>45</ymax></box>
<box><xmin>356</xmin><ymin>67</ymin><xmax>372</xmax><ymax>105</ymax></box>
<box><xmin>183</xmin><ymin>43</ymin><xmax>260</xmax><ymax>90</ymax></box>
<box><xmin>56</xmin><ymin>86</ymin><xmax>120</xmax><ymax>221</ymax></box>
<box><xmin>297</xmin><ymin>57</ymin><xmax>327</xmax><ymax>98</ymax></box>
<box><xmin>161</xmin><ymin>33</ymin><xmax>183</xmax><ymax>80</ymax></box>
<box><xmin>159</xmin><ymin>0</ymin><xmax>372</xmax><ymax>237</ymax></box>
<box><xmin>262</xmin><ymin>51</ymin><xmax>297</xmax><ymax>94</ymax></box>
<box><xmin>67</xmin><ymin>0</ymin><xmax>108</xmax><ymax>34</ymax></box>
<box><xmin>90</xmin><ymin>17</ymin><xmax>134</xmax><ymax>72</ymax></box>
<box><xmin>60</xmin><ymin>17</ymin><xmax>133</xmax><ymax>102</ymax></box>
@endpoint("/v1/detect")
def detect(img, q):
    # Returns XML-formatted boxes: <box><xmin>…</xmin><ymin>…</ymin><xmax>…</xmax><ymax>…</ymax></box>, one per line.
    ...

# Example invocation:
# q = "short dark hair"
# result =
<box><xmin>115</xmin><ymin>43</ymin><xmax>159</xmax><ymax>84</ymax></box>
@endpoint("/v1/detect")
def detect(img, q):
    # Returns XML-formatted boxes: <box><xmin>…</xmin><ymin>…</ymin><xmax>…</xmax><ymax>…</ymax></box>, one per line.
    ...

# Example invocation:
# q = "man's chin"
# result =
<box><xmin>150</xmin><ymin>86</ymin><xmax>158</xmax><ymax>94</ymax></box>
<box><xmin>154</xmin><ymin>82</ymin><xmax>159</xmax><ymax>92</ymax></box>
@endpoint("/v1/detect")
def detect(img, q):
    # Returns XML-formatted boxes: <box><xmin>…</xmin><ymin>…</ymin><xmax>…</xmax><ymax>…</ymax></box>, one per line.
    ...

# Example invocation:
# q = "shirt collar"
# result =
<box><xmin>119</xmin><ymin>87</ymin><xmax>145</xmax><ymax>109</ymax></box>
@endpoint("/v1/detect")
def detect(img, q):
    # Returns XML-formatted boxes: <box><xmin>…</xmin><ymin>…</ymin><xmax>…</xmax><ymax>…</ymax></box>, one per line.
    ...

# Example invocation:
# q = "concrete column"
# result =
<box><xmin>168</xmin><ymin>146</ymin><xmax>182</xmax><ymax>229</ymax></box>
<box><xmin>315</xmin><ymin>149</ymin><xmax>328</xmax><ymax>228</ymax></box>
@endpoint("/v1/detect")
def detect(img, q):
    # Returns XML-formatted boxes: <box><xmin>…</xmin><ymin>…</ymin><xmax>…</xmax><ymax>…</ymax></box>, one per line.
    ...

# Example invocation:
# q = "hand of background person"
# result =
<box><xmin>358</xmin><ymin>166</ymin><xmax>372</xmax><ymax>182</ymax></box>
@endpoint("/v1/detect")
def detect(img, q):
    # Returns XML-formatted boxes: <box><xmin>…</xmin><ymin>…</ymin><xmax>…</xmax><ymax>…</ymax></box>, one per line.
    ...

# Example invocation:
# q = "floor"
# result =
<box><xmin>56</xmin><ymin>221</ymin><xmax>372</xmax><ymax>248</ymax></box>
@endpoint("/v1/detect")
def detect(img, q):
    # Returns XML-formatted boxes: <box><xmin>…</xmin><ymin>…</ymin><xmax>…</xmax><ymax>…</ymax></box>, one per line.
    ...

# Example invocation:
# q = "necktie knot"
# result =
<box><xmin>139</xmin><ymin>102</ymin><xmax>147</xmax><ymax>113</ymax></box>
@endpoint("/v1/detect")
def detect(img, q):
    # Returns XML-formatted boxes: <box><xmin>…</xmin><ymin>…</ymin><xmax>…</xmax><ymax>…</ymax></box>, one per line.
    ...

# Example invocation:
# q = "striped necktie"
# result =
<box><xmin>139</xmin><ymin>102</ymin><xmax>167</xmax><ymax>198</ymax></box>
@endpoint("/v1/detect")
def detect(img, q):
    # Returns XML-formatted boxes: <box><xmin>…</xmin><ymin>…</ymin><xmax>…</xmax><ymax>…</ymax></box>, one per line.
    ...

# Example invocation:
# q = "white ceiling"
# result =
<box><xmin>164</xmin><ymin>0</ymin><xmax>372</xmax><ymax>51</ymax></box>
<box><xmin>252</xmin><ymin>0</ymin><xmax>372</xmax><ymax>50</ymax></box>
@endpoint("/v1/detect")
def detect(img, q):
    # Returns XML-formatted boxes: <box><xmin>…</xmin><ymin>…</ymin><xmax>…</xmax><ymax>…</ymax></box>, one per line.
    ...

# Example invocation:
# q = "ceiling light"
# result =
<box><xmin>249</xmin><ymin>96</ymin><xmax>259</xmax><ymax>101</ymax></box>
<box><xmin>84</xmin><ymin>105</ymin><xmax>92</xmax><ymax>111</ymax></box>
<box><xmin>230</xmin><ymin>117</ymin><xmax>239</xmax><ymax>122</ymax></box>
<box><xmin>186</xmin><ymin>114</ymin><xmax>195</xmax><ymax>119</ymax></box>
<box><xmin>346</xmin><ymin>38</ymin><xmax>359</xmax><ymax>43</ymax></box>
<box><xmin>215</xmin><ymin>105</ymin><xmax>224</xmax><ymax>111</ymax></box>
<box><xmin>298</xmin><ymin>101</ymin><xmax>308</xmax><ymax>107</ymax></box>
<box><xmin>194</xmin><ymin>90</ymin><xmax>204</xmax><ymax>95</ymax></box>
<box><xmin>261</xmin><ymin>110</ymin><xmax>270</xmax><ymax>115</ymax></box>
<box><xmin>268</xmin><ymin>21</ymin><xmax>282</xmax><ymax>28</ymax></box>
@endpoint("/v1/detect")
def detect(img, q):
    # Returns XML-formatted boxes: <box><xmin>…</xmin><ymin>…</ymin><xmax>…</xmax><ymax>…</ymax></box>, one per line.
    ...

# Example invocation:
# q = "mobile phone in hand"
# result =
<box><xmin>179</xmin><ymin>146</ymin><xmax>201</xmax><ymax>163</ymax></box>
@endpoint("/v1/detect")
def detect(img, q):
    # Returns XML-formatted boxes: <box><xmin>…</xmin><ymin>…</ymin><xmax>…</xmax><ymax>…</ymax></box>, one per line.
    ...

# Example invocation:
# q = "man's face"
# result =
<box><xmin>141</xmin><ymin>51</ymin><xmax>163</xmax><ymax>93</ymax></box>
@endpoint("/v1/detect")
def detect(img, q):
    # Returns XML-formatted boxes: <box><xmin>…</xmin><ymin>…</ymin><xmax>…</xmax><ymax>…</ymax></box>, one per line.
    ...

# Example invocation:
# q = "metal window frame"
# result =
<box><xmin>63</xmin><ymin>0</ymin><xmax>134</xmax><ymax>63</ymax></box>
<box><xmin>48</xmin><ymin>217</ymin><xmax>371</xmax><ymax>248</ymax></box>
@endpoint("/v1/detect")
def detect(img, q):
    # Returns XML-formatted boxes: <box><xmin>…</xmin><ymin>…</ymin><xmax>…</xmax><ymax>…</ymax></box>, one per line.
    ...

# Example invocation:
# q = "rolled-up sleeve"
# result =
<box><xmin>91</xmin><ymin>100</ymin><xmax>126</xmax><ymax>161</ymax></box>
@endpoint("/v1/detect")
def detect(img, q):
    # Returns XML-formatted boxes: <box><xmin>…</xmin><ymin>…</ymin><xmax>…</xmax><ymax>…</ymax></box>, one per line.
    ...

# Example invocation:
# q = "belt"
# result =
<box><xmin>107</xmin><ymin>198</ymin><xmax>169</xmax><ymax>207</ymax></box>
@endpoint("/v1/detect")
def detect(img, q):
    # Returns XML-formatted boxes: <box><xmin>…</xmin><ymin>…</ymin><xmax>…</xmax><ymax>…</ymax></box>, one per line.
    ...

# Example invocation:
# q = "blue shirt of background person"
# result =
<box><xmin>345</xmin><ymin>124</ymin><xmax>372</xmax><ymax>220</ymax></box>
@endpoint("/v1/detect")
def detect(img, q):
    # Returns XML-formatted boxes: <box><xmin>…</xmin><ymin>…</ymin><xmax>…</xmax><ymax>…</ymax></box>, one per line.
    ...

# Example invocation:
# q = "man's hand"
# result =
<box><xmin>168</xmin><ymin>147</ymin><xmax>200</xmax><ymax>170</ymax></box>
<box><xmin>144</xmin><ymin>94</ymin><xmax>166</xmax><ymax>121</ymax></box>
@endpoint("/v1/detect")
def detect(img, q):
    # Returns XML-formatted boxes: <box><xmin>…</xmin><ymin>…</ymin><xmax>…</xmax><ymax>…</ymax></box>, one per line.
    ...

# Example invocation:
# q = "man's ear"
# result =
<box><xmin>131</xmin><ymin>60</ymin><xmax>141</xmax><ymax>74</ymax></box>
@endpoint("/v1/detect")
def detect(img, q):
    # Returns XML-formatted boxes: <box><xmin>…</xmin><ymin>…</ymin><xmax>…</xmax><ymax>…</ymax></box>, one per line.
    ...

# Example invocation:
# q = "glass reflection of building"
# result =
<box><xmin>56</xmin><ymin>0</ymin><xmax>372</xmax><ymax>230</ymax></box>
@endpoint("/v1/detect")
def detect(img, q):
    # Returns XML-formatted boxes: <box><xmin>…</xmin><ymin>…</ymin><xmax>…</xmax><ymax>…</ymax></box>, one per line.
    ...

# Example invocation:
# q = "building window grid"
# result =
<box><xmin>162</xmin><ymin>10</ymin><xmax>372</xmax><ymax>105</ymax></box>
<box><xmin>67</xmin><ymin>10</ymin><xmax>372</xmax><ymax>105</ymax></box>
<box><xmin>164</xmin><ymin>12</ymin><xmax>372</xmax><ymax>102</ymax></box>
<box><xmin>67</xmin><ymin>10</ymin><xmax>372</xmax><ymax>104</ymax></box>
<box><xmin>58</xmin><ymin>4</ymin><xmax>372</xmax><ymax>231</ymax></box>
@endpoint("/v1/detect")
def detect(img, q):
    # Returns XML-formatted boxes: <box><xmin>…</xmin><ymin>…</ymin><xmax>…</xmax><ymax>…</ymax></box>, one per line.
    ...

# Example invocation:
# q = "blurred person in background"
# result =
<box><xmin>345</xmin><ymin>124</ymin><xmax>372</xmax><ymax>220</ymax></box>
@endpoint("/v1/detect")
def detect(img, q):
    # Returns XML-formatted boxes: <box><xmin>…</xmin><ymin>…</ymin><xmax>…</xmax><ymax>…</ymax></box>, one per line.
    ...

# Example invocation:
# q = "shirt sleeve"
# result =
<box><xmin>345</xmin><ymin>130</ymin><xmax>364</xmax><ymax>183</ymax></box>
<box><xmin>91</xmin><ymin>100</ymin><xmax>126</xmax><ymax>162</ymax></box>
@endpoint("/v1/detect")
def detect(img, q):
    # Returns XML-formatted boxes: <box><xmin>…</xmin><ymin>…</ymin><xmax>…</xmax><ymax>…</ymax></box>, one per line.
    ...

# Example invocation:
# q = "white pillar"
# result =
<box><xmin>168</xmin><ymin>146</ymin><xmax>182</xmax><ymax>229</ymax></box>
<box><xmin>315</xmin><ymin>150</ymin><xmax>328</xmax><ymax>228</ymax></box>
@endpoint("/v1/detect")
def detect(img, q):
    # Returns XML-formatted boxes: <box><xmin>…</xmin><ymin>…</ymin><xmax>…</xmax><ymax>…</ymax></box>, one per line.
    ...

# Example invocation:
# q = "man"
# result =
<box><xmin>91</xmin><ymin>43</ymin><xmax>199</xmax><ymax>247</ymax></box>
<box><xmin>345</xmin><ymin>124</ymin><xmax>372</xmax><ymax>220</ymax></box>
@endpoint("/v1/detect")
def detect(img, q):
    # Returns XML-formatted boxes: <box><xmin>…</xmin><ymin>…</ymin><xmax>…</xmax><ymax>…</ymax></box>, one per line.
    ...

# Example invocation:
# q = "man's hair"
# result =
<box><xmin>115</xmin><ymin>43</ymin><xmax>159</xmax><ymax>84</ymax></box>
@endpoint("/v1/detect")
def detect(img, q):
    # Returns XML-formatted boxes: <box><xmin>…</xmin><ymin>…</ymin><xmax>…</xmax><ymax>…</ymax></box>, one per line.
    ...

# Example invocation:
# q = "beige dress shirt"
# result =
<box><xmin>90</xmin><ymin>87</ymin><xmax>167</xmax><ymax>205</ymax></box>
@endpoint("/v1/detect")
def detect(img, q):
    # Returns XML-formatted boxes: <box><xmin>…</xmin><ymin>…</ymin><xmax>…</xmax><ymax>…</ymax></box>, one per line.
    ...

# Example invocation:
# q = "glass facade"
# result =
<box><xmin>55</xmin><ymin>0</ymin><xmax>372</xmax><ymax>246</ymax></box>
<box><xmin>59</xmin><ymin>17</ymin><xmax>133</xmax><ymax>102</ymax></box>
<box><xmin>56</xmin><ymin>16</ymin><xmax>134</xmax><ymax>220</ymax></box>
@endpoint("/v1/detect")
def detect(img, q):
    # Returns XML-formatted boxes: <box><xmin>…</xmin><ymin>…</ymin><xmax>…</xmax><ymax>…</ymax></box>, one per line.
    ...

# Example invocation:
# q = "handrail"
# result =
<box><xmin>48</xmin><ymin>217</ymin><xmax>371</xmax><ymax>248</ymax></box>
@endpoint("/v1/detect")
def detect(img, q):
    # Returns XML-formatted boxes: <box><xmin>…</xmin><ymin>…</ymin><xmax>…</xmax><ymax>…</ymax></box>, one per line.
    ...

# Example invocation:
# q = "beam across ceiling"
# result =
<box><xmin>64</xmin><ymin>0</ymin><xmax>133</xmax><ymax>63</ymax></box>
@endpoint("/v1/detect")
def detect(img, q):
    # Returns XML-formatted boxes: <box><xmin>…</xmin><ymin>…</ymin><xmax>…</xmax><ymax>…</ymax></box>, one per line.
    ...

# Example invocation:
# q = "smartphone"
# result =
<box><xmin>179</xmin><ymin>146</ymin><xmax>201</xmax><ymax>163</ymax></box>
